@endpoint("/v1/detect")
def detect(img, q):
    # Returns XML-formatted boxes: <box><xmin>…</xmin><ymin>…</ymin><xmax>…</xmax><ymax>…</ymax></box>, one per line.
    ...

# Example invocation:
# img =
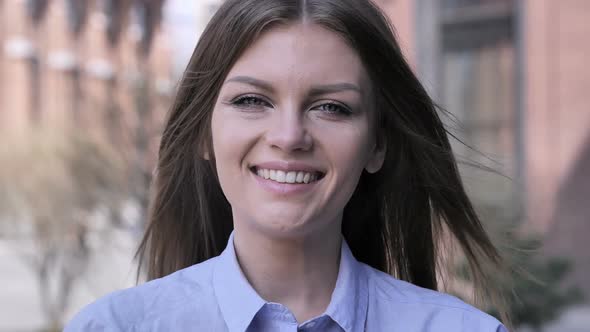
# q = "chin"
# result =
<box><xmin>250</xmin><ymin>215</ymin><xmax>316</xmax><ymax>239</ymax></box>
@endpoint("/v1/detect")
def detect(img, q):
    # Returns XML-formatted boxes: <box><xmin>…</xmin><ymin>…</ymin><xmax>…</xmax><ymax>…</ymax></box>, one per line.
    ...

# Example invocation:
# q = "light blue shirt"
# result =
<box><xmin>65</xmin><ymin>233</ymin><xmax>508</xmax><ymax>331</ymax></box>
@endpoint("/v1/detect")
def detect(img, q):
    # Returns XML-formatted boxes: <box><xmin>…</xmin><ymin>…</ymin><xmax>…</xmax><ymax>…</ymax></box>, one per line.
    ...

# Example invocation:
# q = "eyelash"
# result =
<box><xmin>231</xmin><ymin>95</ymin><xmax>353</xmax><ymax>116</ymax></box>
<box><xmin>231</xmin><ymin>95</ymin><xmax>272</xmax><ymax>109</ymax></box>
<box><xmin>315</xmin><ymin>103</ymin><xmax>353</xmax><ymax>116</ymax></box>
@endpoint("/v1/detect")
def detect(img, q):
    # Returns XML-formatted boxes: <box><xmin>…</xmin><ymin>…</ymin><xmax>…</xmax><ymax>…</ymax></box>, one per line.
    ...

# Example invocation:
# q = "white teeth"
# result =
<box><xmin>286</xmin><ymin>171</ymin><xmax>297</xmax><ymax>183</ymax></box>
<box><xmin>296</xmin><ymin>172</ymin><xmax>304</xmax><ymax>183</ymax></box>
<box><xmin>255</xmin><ymin>168</ymin><xmax>320</xmax><ymax>184</ymax></box>
<box><xmin>276</xmin><ymin>170</ymin><xmax>286</xmax><ymax>183</ymax></box>
<box><xmin>303</xmin><ymin>173</ymin><xmax>311</xmax><ymax>184</ymax></box>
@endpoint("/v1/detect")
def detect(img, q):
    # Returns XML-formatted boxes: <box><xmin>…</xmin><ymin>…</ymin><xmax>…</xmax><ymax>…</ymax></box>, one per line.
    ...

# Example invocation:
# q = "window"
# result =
<box><xmin>99</xmin><ymin>0</ymin><xmax>123</xmax><ymax>46</ymax></box>
<box><xmin>437</xmin><ymin>0</ymin><xmax>520</xmax><ymax>217</ymax></box>
<box><xmin>442</xmin><ymin>0</ymin><xmax>512</xmax><ymax>9</ymax></box>
<box><xmin>130</xmin><ymin>2</ymin><xmax>162</xmax><ymax>55</ymax></box>
<box><xmin>66</xmin><ymin>0</ymin><xmax>87</xmax><ymax>35</ymax></box>
<box><xmin>26</xmin><ymin>0</ymin><xmax>49</xmax><ymax>24</ymax></box>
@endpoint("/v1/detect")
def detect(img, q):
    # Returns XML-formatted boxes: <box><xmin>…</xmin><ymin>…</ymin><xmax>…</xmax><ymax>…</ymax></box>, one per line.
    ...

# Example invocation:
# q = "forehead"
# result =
<box><xmin>227</xmin><ymin>23</ymin><xmax>368</xmax><ymax>89</ymax></box>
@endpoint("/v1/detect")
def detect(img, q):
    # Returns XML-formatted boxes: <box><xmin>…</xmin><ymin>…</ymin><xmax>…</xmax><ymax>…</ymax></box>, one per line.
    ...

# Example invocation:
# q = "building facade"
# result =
<box><xmin>0</xmin><ymin>2</ymin><xmax>175</xmax><ymax>329</ymax></box>
<box><xmin>400</xmin><ymin>0</ymin><xmax>590</xmax><ymax>298</ymax></box>
<box><xmin>0</xmin><ymin>0</ymin><xmax>172</xmax><ymax>162</ymax></box>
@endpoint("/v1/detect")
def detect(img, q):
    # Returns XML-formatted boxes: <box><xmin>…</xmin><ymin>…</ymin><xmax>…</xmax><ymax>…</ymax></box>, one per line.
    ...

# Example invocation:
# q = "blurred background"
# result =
<box><xmin>0</xmin><ymin>0</ymin><xmax>588</xmax><ymax>331</ymax></box>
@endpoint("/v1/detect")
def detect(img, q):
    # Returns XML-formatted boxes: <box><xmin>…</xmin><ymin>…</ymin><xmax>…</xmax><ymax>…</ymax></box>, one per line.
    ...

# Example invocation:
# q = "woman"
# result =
<box><xmin>66</xmin><ymin>0</ymin><xmax>509</xmax><ymax>331</ymax></box>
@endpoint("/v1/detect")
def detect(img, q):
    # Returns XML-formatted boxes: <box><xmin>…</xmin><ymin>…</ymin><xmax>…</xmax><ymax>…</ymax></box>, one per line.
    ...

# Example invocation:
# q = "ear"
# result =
<box><xmin>202</xmin><ymin>151</ymin><xmax>210</xmax><ymax>160</ymax></box>
<box><xmin>365</xmin><ymin>142</ymin><xmax>386</xmax><ymax>174</ymax></box>
<box><xmin>198</xmin><ymin>141</ymin><xmax>211</xmax><ymax>160</ymax></box>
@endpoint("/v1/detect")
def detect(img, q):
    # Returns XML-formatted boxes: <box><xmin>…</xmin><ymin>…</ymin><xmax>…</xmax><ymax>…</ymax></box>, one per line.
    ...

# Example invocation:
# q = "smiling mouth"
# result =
<box><xmin>250</xmin><ymin>166</ymin><xmax>325</xmax><ymax>184</ymax></box>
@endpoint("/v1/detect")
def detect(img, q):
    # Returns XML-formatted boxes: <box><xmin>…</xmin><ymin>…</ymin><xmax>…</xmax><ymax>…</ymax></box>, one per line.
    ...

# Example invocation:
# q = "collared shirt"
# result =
<box><xmin>65</xmin><ymin>233</ymin><xmax>508</xmax><ymax>332</ymax></box>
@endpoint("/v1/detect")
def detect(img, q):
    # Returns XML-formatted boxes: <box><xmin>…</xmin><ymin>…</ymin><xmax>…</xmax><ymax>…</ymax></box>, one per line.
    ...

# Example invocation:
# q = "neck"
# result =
<box><xmin>233</xmin><ymin>223</ymin><xmax>342</xmax><ymax>323</ymax></box>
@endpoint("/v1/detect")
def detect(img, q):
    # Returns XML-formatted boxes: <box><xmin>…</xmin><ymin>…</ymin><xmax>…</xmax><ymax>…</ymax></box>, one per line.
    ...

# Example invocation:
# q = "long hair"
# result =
<box><xmin>137</xmin><ymin>0</ymin><xmax>509</xmax><ymax>323</ymax></box>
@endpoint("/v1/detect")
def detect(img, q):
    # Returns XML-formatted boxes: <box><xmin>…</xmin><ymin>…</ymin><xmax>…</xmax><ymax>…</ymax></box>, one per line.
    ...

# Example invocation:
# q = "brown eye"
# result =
<box><xmin>314</xmin><ymin>102</ymin><xmax>352</xmax><ymax>116</ymax></box>
<box><xmin>232</xmin><ymin>95</ymin><xmax>272</xmax><ymax>108</ymax></box>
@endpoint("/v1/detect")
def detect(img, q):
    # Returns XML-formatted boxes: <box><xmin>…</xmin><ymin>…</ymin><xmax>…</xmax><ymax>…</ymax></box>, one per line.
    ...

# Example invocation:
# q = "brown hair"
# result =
<box><xmin>137</xmin><ymin>0</ymin><xmax>509</xmax><ymax>324</ymax></box>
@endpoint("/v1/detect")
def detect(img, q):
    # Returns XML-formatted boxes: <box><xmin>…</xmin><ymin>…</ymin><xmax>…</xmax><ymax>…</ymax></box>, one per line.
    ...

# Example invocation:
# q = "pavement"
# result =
<box><xmin>0</xmin><ymin>230</ymin><xmax>137</xmax><ymax>332</ymax></box>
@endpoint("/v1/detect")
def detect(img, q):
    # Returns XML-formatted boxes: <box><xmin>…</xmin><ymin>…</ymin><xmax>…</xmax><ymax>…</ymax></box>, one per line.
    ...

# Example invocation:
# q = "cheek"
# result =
<box><xmin>211</xmin><ymin>109</ymin><xmax>248</xmax><ymax>163</ymax></box>
<box><xmin>211</xmin><ymin>108</ymin><xmax>262</xmax><ymax>198</ymax></box>
<box><xmin>211</xmin><ymin>110</ymin><xmax>244</xmax><ymax>195</ymax></box>
<box><xmin>318</xmin><ymin>121</ymin><xmax>373</xmax><ymax>173</ymax></box>
<box><xmin>315</xmin><ymin>124</ymin><xmax>373</xmax><ymax>219</ymax></box>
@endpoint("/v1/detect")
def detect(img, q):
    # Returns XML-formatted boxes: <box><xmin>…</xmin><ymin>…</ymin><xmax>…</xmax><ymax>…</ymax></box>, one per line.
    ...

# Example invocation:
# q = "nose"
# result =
<box><xmin>265</xmin><ymin>107</ymin><xmax>312</xmax><ymax>153</ymax></box>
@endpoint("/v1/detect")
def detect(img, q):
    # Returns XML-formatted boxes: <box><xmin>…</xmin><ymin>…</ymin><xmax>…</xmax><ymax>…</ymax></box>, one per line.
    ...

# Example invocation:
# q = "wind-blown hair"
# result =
<box><xmin>137</xmin><ymin>0</ymin><xmax>509</xmax><ymax>324</ymax></box>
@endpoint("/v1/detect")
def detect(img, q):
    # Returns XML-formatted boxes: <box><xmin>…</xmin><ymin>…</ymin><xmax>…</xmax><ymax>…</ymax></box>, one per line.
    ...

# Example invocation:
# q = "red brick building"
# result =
<box><xmin>380</xmin><ymin>0</ymin><xmax>590</xmax><ymax>298</ymax></box>
<box><xmin>0</xmin><ymin>0</ymin><xmax>172</xmax><ymax>159</ymax></box>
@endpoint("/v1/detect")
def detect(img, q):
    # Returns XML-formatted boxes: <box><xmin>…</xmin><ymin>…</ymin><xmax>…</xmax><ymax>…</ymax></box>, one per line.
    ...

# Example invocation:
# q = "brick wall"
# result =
<box><xmin>524</xmin><ymin>0</ymin><xmax>590</xmax><ymax>232</ymax></box>
<box><xmin>524</xmin><ymin>0</ymin><xmax>590</xmax><ymax>296</ymax></box>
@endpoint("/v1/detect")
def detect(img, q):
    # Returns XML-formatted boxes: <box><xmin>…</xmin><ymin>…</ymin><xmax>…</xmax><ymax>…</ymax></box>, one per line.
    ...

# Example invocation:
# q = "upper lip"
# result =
<box><xmin>251</xmin><ymin>161</ymin><xmax>326</xmax><ymax>174</ymax></box>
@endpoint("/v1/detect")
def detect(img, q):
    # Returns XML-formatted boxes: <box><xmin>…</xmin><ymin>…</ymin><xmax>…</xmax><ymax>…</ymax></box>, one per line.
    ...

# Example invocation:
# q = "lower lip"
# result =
<box><xmin>251</xmin><ymin>171</ymin><xmax>321</xmax><ymax>195</ymax></box>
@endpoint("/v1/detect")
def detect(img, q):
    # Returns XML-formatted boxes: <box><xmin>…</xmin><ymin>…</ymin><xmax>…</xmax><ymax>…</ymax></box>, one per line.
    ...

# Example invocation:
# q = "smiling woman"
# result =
<box><xmin>211</xmin><ymin>23</ymin><xmax>382</xmax><ymax>247</ymax></box>
<box><xmin>65</xmin><ymin>0</ymin><xmax>509</xmax><ymax>331</ymax></box>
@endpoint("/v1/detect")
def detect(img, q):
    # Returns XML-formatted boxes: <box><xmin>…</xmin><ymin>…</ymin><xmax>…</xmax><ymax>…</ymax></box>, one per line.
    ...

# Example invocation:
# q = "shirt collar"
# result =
<box><xmin>213</xmin><ymin>232</ymin><xmax>266</xmax><ymax>332</ymax></box>
<box><xmin>212</xmin><ymin>232</ymin><xmax>369</xmax><ymax>332</ymax></box>
<box><xmin>324</xmin><ymin>239</ymin><xmax>369</xmax><ymax>332</ymax></box>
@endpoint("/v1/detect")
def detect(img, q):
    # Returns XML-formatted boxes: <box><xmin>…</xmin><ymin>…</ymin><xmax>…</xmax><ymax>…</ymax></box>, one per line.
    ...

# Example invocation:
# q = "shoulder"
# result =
<box><xmin>363</xmin><ymin>265</ymin><xmax>508</xmax><ymax>332</ymax></box>
<box><xmin>64</xmin><ymin>257</ymin><xmax>219</xmax><ymax>332</ymax></box>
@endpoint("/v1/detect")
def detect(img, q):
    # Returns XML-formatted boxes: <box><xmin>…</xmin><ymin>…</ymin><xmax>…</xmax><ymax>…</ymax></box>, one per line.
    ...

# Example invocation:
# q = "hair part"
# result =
<box><xmin>136</xmin><ymin>0</ymin><xmax>511</xmax><ymax>326</ymax></box>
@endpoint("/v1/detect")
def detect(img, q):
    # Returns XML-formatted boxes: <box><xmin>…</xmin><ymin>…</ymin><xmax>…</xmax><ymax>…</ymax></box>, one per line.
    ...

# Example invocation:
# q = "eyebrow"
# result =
<box><xmin>309</xmin><ymin>82</ymin><xmax>362</xmax><ymax>97</ymax></box>
<box><xmin>225</xmin><ymin>76</ymin><xmax>275</xmax><ymax>93</ymax></box>
<box><xmin>224</xmin><ymin>75</ymin><xmax>362</xmax><ymax>97</ymax></box>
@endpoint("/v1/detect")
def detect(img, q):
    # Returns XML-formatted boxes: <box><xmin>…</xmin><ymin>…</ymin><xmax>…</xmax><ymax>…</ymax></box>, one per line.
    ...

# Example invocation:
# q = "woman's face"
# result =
<box><xmin>211</xmin><ymin>23</ymin><xmax>385</xmax><ymax>239</ymax></box>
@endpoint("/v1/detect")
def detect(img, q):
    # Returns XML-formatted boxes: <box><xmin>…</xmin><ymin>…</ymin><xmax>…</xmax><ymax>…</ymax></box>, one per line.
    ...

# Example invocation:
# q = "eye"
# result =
<box><xmin>313</xmin><ymin>102</ymin><xmax>353</xmax><ymax>116</ymax></box>
<box><xmin>231</xmin><ymin>95</ymin><xmax>272</xmax><ymax>109</ymax></box>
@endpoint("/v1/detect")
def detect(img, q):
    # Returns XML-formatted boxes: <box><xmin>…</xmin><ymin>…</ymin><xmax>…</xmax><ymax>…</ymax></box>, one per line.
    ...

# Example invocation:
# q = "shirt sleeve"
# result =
<box><xmin>496</xmin><ymin>323</ymin><xmax>510</xmax><ymax>332</ymax></box>
<box><xmin>462</xmin><ymin>310</ymin><xmax>510</xmax><ymax>332</ymax></box>
<box><xmin>63</xmin><ymin>292</ymin><xmax>137</xmax><ymax>332</ymax></box>
<box><xmin>63</xmin><ymin>310</ymin><xmax>118</xmax><ymax>332</ymax></box>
